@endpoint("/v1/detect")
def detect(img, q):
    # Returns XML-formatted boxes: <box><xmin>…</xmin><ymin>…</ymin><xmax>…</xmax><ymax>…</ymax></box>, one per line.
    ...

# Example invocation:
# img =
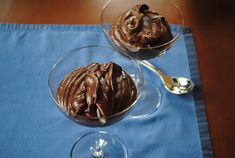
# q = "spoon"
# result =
<box><xmin>140</xmin><ymin>60</ymin><xmax>194</xmax><ymax>94</ymax></box>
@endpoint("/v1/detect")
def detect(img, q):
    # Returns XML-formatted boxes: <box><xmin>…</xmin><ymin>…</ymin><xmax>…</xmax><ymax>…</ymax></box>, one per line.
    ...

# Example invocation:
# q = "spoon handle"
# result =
<box><xmin>140</xmin><ymin>60</ymin><xmax>167</xmax><ymax>80</ymax></box>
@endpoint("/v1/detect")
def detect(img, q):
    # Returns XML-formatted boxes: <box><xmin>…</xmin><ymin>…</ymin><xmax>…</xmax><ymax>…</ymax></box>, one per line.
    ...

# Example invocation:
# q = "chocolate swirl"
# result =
<box><xmin>109</xmin><ymin>4</ymin><xmax>173</xmax><ymax>59</ymax></box>
<box><xmin>57</xmin><ymin>62</ymin><xmax>137</xmax><ymax>124</ymax></box>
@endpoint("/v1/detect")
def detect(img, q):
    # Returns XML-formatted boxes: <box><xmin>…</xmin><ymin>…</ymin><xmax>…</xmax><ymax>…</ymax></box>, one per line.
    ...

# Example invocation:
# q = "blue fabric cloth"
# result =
<box><xmin>0</xmin><ymin>24</ymin><xmax>213</xmax><ymax>158</ymax></box>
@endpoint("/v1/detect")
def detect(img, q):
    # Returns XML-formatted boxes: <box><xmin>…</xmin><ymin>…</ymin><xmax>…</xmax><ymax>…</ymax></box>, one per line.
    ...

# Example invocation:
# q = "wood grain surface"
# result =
<box><xmin>0</xmin><ymin>0</ymin><xmax>235</xmax><ymax>157</ymax></box>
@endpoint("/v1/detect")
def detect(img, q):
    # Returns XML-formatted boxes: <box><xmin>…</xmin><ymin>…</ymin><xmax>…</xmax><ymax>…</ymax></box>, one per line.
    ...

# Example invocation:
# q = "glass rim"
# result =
<box><xmin>100</xmin><ymin>0</ymin><xmax>184</xmax><ymax>49</ymax></box>
<box><xmin>48</xmin><ymin>45</ymin><xmax>143</xmax><ymax>120</ymax></box>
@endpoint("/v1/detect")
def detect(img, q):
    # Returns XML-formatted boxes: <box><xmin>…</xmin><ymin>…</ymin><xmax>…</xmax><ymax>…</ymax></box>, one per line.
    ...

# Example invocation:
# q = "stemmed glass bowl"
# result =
<box><xmin>48</xmin><ymin>46</ymin><xmax>143</xmax><ymax>158</ymax></box>
<box><xmin>101</xmin><ymin>0</ymin><xmax>184</xmax><ymax>118</ymax></box>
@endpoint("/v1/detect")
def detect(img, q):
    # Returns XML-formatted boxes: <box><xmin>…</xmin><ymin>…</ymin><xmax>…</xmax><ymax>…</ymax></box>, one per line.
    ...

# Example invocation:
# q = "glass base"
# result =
<box><xmin>128</xmin><ymin>78</ymin><xmax>161</xmax><ymax>119</ymax></box>
<box><xmin>70</xmin><ymin>131</ymin><xmax>127</xmax><ymax>158</ymax></box>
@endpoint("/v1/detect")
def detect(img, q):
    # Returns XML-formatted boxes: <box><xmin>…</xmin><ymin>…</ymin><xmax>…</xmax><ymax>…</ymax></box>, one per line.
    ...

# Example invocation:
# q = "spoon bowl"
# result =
<box><xmin>166</xmin><ymin>77</ymin><xmax>194</xmax><ymax>94</ymax></box>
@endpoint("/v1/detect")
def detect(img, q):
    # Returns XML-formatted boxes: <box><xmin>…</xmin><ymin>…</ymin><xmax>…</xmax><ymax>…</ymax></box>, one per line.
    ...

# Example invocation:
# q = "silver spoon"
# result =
<box><xmin>140</xmin><ymin>60</ymin><xmax>194</xmax><ymax>94</ymax></box>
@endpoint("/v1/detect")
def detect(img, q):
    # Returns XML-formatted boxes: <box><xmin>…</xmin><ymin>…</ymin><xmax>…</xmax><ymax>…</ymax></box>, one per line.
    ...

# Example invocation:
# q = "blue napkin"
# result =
<box><xmin>0</xmin><ymin>24</ymin><xmax>213</xmax><ymax>158</ymax></box>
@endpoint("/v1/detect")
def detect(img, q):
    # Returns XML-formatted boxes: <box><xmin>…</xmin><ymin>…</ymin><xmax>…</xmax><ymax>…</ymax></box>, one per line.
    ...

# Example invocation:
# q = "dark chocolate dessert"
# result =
<box><xmin>109</xmin><ymin>4</ymin><xmax>173</xmax><ymax>60</ymax></box>
<box><xmin>57</xmin><ymin>62</ymin><xmax>137</xmax><ymax>126</ymax></box>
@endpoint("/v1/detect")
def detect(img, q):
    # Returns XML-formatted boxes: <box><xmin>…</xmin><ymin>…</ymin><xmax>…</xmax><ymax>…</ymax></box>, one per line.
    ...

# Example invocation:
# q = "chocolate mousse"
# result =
<box><xmin>57</xmin><ymin>62</ymin><xmax>137</xmax><ymax>126</ymax></box>
<box><xmin>109</xmin><ymin>4</ymin><xmax>173</xmax><ymax>60</ymax></box>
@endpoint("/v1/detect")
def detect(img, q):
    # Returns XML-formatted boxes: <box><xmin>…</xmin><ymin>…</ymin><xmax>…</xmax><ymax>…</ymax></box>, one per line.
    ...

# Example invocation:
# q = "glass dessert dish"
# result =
<box><xmin>101</xmin><ymin>0</ymin><xmax>184</xmax><ymax>118</ymax></box>
<box><xmin>48</xmin><ymin>46</ymin><xmax>143</xmax><ymax>158</ymax></box>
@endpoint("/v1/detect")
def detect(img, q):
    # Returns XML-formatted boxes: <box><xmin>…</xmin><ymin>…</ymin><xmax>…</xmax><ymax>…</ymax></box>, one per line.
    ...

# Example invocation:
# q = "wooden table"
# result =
<box><xmin>1</xmin><ymin>0</ymin><xmax>235</xmax><ymax>157</ymax></box>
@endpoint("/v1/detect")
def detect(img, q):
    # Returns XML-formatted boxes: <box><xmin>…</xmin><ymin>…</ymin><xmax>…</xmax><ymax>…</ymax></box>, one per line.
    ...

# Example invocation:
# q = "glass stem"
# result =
<box><xmin>137</xmin><ymin>60</ymin><xmax>141</xmax><ymax>67</ymax></box>
<box><xmin>91</xmin><ymin>127</ymin><xmax>104</xmax><ymax>157</ymax></box>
